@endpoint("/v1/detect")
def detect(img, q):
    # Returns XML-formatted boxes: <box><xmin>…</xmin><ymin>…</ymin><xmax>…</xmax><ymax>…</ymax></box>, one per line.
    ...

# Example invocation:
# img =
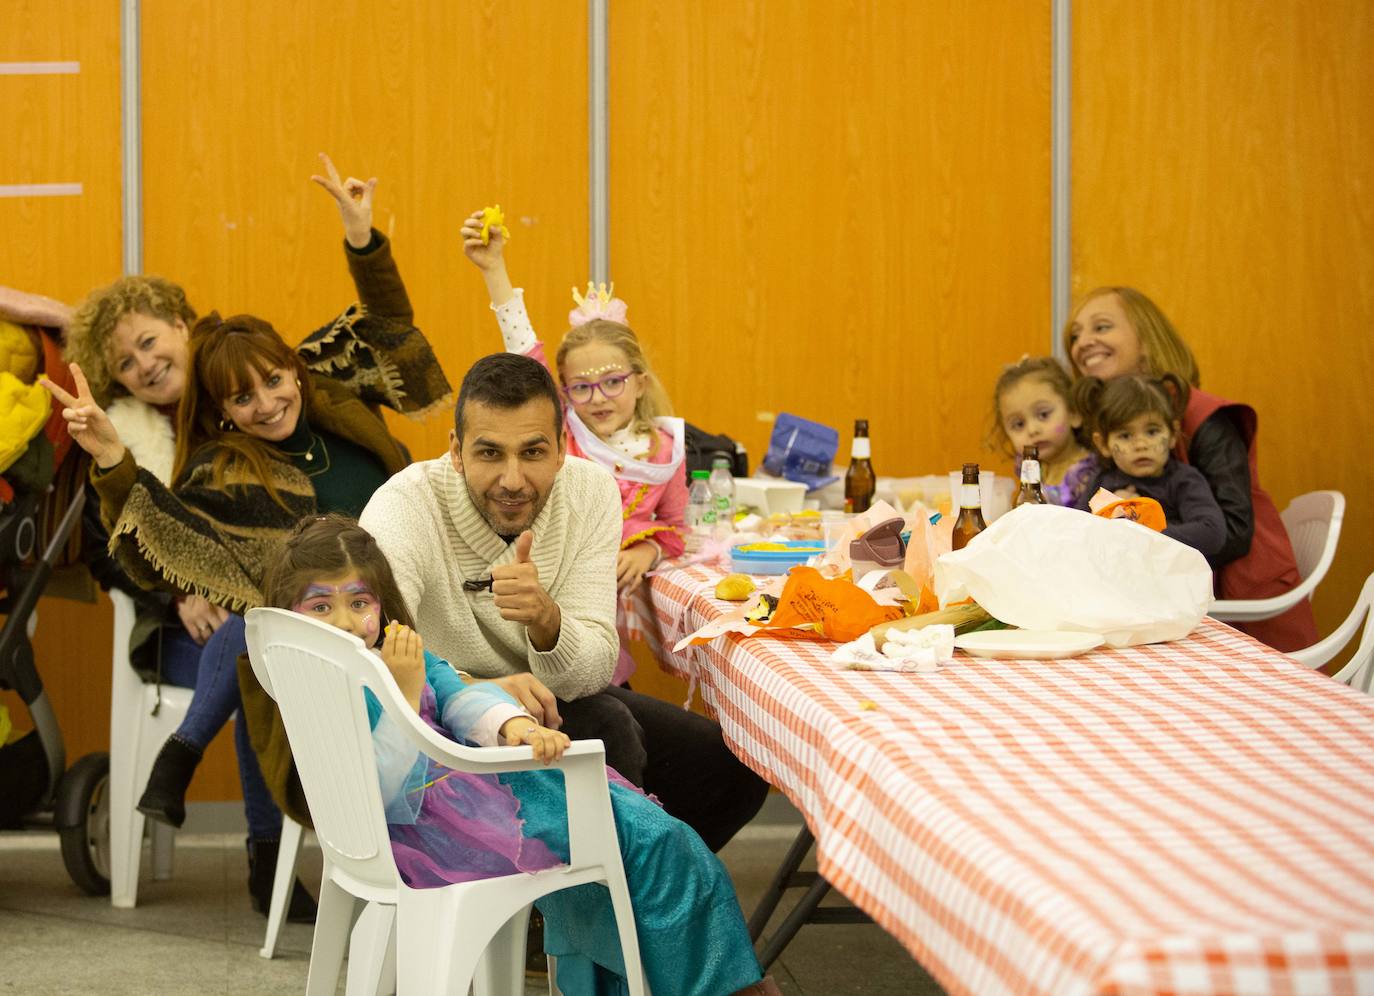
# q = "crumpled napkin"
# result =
<box><xmin>830</xmin><ymin>624</ymin><xmax>956</xmax><ymax>673</ymax></box>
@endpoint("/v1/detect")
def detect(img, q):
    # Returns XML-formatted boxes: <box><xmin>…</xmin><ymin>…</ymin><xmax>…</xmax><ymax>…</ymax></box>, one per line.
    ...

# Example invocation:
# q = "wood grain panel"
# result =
<box><xmin>0</xmin><ymin>3</ymin><xmax>128</xmax><ymax>776</ymax></box>
<box><xmin>609</xmin><ymin>1</ymin><xmax>1052</xmax><ymax>484</ymax></box>
<box><xmin>2</xmin><ymin>1</ymin><xmax>593</xmax><ymax>802</ymax></box>
<box><xmin>1073</xmin><ymin>0</ymin><xmax>1374</xmax><ymax>649</ymax></box>
<box><xmin>141</xmin><ymin>0</ymin><xmax>589</xmax><ymax>465</ymax></box>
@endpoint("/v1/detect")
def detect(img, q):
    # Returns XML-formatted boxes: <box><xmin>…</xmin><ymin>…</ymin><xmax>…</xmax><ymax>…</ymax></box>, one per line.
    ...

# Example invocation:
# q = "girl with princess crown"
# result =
<box><xmin>461</xmin><ymin>208</ymin><xmax>687</xmax><ymax>683</ymax></box>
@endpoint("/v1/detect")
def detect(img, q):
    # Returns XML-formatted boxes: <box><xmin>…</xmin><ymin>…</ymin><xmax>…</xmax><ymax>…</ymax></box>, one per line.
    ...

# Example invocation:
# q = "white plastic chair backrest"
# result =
<box><xmin>1290</xmin><ymin>573</ymin><xmax>1374</xmax><ymax>691</ymax></box>
<box><xmin>244</xmin><ymin>607</ymin><xmax>402</xmax><ymax>896</ymax></box>
<box><xmin>1280</xmin><ymin>490</ymin><xmax>1344</xmax><ymax>585</ymax></box>
<box><xmin>111</xmin><ymin>589</ymin><xmax>137</xmax><ymax>667</ymax></box>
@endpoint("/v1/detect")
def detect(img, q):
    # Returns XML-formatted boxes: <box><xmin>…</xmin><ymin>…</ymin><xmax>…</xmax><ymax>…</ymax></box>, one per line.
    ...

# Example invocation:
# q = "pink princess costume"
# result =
<box><xmin>368</xmin><ymin>651</ymin><xmax>764</xmax><ymax>996</ymax></box>
<box><xmin>492</xmin><ymin>287</ymin><xmax>687</xmax><ymax>684</ymax></box>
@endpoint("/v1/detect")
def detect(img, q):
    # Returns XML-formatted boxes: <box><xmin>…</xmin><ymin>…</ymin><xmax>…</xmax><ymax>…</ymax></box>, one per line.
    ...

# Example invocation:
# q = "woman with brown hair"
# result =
<box><xmin>1062</xmin><ymin>287</ymin><xmax>1315</xmax><ymax>651</ymax></box>
<box><xmin>45</xmin><ymin>226</ymin><xmax>450</xmax><ymax>915</ymax></box>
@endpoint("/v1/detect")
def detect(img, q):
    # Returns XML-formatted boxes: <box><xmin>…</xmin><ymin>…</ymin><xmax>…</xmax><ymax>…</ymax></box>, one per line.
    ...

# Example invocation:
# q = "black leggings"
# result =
<box><xmin>557</xmin><ymin>685</ymin><xmax>769</xmax><ymax>852</ymax></box>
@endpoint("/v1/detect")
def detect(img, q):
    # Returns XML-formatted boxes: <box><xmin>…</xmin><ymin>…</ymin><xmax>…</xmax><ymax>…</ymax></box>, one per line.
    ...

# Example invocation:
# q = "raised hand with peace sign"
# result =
<box><xmin>41</xmin><ymin>362</ymin><xmax>127</xmax><ymax>469</ymax></box>
<box><xmin>310</xmin><ymin>152</ymin><xmax>378</xmax><ymax>250</ymax></box>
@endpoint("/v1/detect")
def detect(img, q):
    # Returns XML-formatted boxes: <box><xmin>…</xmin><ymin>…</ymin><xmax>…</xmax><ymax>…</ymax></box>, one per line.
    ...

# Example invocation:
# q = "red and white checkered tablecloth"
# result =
<box><xmin>639</xmin><ymin>565</ymin><xmax>1374</xmax><ymax>996</ymax></box>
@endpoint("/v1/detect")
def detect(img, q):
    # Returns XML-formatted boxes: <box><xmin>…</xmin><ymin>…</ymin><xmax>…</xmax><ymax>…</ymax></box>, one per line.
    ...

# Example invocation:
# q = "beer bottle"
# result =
<box><xmin>1012</xmin><ymin>445</ymin><xmax>1049</xmax><ymax>508</ymax></box>
<box><xmin>844</xmin><ymin>419</ymin><xmax>876</xmax><ymax>514</ymax></box>
<box><xmin>951</xmin><ymin>462</ymin><xmax>987</xmax><ymax>551</ymax></box>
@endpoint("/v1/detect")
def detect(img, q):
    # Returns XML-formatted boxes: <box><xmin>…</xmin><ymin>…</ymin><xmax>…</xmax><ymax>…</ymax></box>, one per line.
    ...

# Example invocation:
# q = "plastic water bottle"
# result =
<box><xmin>708</xmin><ymin>456</ymin><xmax>736</xmax><ymax>538</ymax></box>
<box><xmin>685</xmin><ymin>470</ymin><xmax>714</xmax><ymax>553</ymax></box>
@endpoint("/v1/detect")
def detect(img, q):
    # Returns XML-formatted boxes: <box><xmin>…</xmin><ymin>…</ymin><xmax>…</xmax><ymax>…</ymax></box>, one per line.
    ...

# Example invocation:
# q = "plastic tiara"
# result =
<box><xmin>569</xmin><ymin>281</ymin><xmax>628</xmax><ymax>328</ymax></box>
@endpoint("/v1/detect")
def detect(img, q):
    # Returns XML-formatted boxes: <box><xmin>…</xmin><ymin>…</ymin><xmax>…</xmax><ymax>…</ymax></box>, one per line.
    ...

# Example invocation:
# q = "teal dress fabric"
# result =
<box><xmin>367</xmin><ymin>652</ymin><xmax>763</xmax><ymax>996</ymax></box>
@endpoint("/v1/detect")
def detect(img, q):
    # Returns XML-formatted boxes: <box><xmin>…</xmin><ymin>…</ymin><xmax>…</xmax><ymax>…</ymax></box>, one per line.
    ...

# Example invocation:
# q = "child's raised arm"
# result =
<box><xmin>459</xmin><ymin>205</ymin><xmax>543</xmax><ymax>362</ymax></box>
<box><xmin>460</xmin><ymin>207</ymin><xmax>516</xmax><ymax>307</ymax></box>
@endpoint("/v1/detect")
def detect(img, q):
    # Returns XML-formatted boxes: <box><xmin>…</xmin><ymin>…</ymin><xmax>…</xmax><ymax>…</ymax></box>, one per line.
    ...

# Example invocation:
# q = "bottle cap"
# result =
<box><xmin>691</xmin><ymin>470</ymin><xmax>709</xmax><ymax>480</ymax></box>
<box><xmin>1023</xmin><ymin>445</ymin><xmax>1038</xmax><ymax>460</ymax></box>
<box><xmin>712</xmin><ymin>456</ymin><xmax>730</xmax><ymax>468</ymax></box>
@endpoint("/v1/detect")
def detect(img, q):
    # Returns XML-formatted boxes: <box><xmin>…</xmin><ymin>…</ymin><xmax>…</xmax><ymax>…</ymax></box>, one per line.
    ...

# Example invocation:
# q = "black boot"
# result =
<box><xmin>247</xmin><ymin>837</ymin><xmax>317</xmax><ymax>924</ymax></box>
<box><xmin>136</xmin><ymin>736</ymin><xmax>202</xmax><ymax>829</ymax></box>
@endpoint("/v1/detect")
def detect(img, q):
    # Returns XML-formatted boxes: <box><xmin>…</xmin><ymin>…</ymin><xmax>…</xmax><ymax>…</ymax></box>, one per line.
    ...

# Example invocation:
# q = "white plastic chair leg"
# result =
<box><xmin>547</xmin><ymin>955</ymin><xmax>562</xmax><ymax>996</ymax></box>
<box><xmin>345</xmin><ymin>902</ymin><xmax>396</xmax><ymax>996</ymax></box>
<box><xmin>259</xmin><ymin>816</ymin><xmax>305</xmax><ymax>958</ymax></box>
<box><xmin>108</xmin><ymin>800</ymin><xmax>143</xmax><ymax>909</ymax></box>
<box><xmin>151</xmin><ymin>821</ymin><xmax>176</xmax><ymax>880</ymax></box>
<box><xmin>473</xmin><ymin>905</ymin><xmax>531</xmax><ymax>996</ymax></box>
<box><xmin>305</xmin><ymin>875</ymin><xmax>356</xmax><ymax>996</ymax></box>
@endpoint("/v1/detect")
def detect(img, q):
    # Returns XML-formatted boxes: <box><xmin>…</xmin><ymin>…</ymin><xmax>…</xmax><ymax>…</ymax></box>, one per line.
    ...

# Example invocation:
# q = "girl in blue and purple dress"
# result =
<box><xmin>989</xmin><ymin>356</ymin><xmax>1097</xmax><ymax>505</ymax></box>
<box><xmin>262</xmin><ymin>515</ymin><xmax>778</xmax><ymax>996</ymax></box>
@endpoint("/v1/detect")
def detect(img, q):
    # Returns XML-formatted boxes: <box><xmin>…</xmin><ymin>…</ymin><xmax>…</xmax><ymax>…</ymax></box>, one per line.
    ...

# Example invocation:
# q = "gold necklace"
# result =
<box><xmin>279</xmin><ymin>431</ymin><xmax>332</xmax><ymax>476</ymax></box>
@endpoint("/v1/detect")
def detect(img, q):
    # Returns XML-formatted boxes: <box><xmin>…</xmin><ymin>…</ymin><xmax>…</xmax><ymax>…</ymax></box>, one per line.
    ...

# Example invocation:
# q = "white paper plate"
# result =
<box><xmin>954</xmin><ymin>630</ymin><xmax>1105</xmax><ymax>660</ymax></box>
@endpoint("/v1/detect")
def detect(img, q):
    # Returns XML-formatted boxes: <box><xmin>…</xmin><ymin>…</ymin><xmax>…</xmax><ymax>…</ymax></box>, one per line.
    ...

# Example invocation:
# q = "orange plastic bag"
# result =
<box><xmin>1093</xmin><ymin>496</ymin><xmax>1167</xmax><ymax>532</ymax></box>
<box><xmin>760</xmin><ymin>566</ymin><xmax>903</xmax><ymax>643</ymax></box>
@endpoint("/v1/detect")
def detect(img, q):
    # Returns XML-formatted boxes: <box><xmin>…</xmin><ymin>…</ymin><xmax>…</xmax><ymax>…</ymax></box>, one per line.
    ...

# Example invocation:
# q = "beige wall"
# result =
<box><xmin>3</xmin><ymin>1</ymin><xmax>1368</xmax><ymax>797</ymax></box>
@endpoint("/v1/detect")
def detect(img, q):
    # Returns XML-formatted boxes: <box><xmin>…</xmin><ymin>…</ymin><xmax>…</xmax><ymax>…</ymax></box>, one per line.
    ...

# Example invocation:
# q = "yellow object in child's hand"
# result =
<box><xmin>480</xmin><ymin>205</ymin><xmax>510</xmax><ymax>245</ymax></box>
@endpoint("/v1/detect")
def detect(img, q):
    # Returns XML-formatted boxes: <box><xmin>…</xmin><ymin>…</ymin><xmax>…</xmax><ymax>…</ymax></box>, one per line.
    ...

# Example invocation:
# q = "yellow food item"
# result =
<box><xmin>869</xmin><ymin>603</ymin><xmax>992</xmax><ymax>649</ymax></box>
<box><xmin>734</xmin><ymin>542</ymin><xmax>825</xmax><ymax>553</ymax></box>
<box><xmin>714</xmin><ymin>573</ymin><xmax>757</xmax><ymax>601</ymax></box>
<box><xmin>480</xmin><ymin>205</ymin><xmax>511</xmax><ymax>245</ymax></box>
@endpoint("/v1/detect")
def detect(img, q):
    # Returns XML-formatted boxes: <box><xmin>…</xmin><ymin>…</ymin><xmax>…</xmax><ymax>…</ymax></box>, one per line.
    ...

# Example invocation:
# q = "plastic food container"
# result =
<box><xmin>734</xmin><ymin>477</ymin><xmax>808</xmax><ymax>516</ymax></box>
<box><xmin>730</xmin><ymin>540</ymin><xmax>826</xmax><ymax>575</ymax></box>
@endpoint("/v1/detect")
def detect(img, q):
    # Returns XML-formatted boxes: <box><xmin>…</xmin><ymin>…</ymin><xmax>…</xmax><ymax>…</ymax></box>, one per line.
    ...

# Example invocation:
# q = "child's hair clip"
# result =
<box><xmin>569</xmin><ymin>281</ymin><xmax>628</xmax><ymax>327</ymax></box>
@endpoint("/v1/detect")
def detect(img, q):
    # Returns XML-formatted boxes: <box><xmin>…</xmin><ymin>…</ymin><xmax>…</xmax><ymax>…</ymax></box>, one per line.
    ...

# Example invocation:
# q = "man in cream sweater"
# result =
<box><xmin>361</xmin><ymin>353</ymin><xmax>767</xmax><ymax>850</ymax></box>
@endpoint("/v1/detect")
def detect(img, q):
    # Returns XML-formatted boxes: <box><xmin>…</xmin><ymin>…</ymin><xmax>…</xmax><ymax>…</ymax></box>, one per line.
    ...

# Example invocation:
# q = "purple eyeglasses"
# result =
<box><xmin>562</xmin><ymin>371</ymin><xmax>638</xmax><ymax>406</ymax></box>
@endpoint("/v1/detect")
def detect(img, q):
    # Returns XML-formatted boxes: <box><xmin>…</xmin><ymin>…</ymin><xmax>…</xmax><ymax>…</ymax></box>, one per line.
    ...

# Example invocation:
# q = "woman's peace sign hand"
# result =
<box><xmin>40</xmin><ymin>363</ymin><xmax>127</xmax><ymax>469</ymax></box>
<box><xmin>310</xmin><ymin>152</ymin><xmax>377</xmax><ymax>250</ymax></box>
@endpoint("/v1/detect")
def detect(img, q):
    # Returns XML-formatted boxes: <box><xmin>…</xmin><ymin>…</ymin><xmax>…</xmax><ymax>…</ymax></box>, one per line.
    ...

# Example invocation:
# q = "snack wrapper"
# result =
<box><xmin>674</xmin><ymin>566</ymin><xmax>902</xmax><ymax>650</ymax></box>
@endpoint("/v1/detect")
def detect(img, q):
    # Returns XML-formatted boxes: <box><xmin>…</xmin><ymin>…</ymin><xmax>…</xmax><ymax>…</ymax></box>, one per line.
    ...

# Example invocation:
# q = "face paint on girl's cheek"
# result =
<box><xmin>362</xmin><ymin>614</ymin><xmax>378</xmax><ymax>639</ymax></box>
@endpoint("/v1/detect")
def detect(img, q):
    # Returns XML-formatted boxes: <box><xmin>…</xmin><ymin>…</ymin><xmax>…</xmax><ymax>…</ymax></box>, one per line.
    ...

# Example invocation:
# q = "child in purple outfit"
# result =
<box><xmin>989</xmin><ymin>356</ymin><xmax>1097</xmax><ymax>506</ymax></box>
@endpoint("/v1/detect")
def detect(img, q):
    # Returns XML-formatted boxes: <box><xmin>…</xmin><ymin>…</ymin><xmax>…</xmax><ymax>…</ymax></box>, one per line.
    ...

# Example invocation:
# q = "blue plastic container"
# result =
<box><xmin>729</xmin><ymin>540</ymin><xmax>826</xmax><ymax>575</ymax></box>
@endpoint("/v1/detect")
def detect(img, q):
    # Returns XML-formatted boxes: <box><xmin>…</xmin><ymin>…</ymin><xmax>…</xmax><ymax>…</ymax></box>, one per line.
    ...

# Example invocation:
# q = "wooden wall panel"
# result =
<box><xmin>1</xmin><ymin>3</ymin><xmax>124</xmax><ymax>772</ymax></box>
<box><xmin>13</xmin><ymin>0</ymin><xmax>588</xmax><ymax>802</ymax></box>
<box><xmin>608</xmin><ymin>1</ymin><xmax>1053</xmax><ymax>483</ymax></box>
<box><xmin>1073</xmin><ymin>0</ymin><xmax>1374</xmax><ymax>648</ymax></box>
<box><xmin>140</xmin><ymin>0</ymin><xmax>589</xmax><ymax>465</ymax></box>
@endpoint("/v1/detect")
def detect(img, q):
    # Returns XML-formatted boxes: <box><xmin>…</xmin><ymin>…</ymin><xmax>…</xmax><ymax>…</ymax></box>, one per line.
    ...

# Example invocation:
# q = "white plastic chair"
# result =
<box><xmin>108</xmin><ymin>589</ymin><xmax>190</xmax><ymax>908</ymax></box>
<box><xmin>1289</xmin><ymin>572</ymin><xmax>1374</xmax><ymax>691</ymax></box>
<box><xmin>108</xmin><ymin>588</ymin><xmax>305</xmax><ymax>955</ymax></box>
<box><xmin>1211</xmin><ymin>490</ymin><xmax>1344</xmax><ymax>622</ymax></box>
<box><xmin>244</xmin><ymin>607</ymin><xmax>648</xmax><ymax>996</ymax></box>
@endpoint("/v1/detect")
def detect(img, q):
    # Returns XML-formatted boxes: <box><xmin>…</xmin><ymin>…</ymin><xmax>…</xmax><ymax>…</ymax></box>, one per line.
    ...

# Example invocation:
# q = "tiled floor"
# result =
<box><xmin>0</xmin><ymin>811</ymin><xmax>944</xmax><ymax>995</ymax></box>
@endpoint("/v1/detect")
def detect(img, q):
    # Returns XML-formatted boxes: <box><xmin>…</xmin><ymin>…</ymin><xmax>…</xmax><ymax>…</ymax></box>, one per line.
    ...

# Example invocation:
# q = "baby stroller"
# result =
<box><xmin>0</xmin><ymin>286</ymin><xmax>110</xmax><ymax>894</ymax></box>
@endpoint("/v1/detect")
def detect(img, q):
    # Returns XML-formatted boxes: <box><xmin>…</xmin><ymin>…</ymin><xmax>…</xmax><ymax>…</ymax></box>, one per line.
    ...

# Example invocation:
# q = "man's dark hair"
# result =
<box><xmin>454</xmin><ymin>353</ymin><xmax>564</xmax><ymax>442</ymax></box>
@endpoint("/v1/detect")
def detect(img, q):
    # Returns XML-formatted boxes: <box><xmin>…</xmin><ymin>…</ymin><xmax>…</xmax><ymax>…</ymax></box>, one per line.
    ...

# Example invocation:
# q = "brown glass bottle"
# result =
<box><xmin>844</xmin><ymin>419</ymin><xmax>875</xmax><ymax>514</ymax></box>
<box><xmin>951</xmin><ymin>462</ymin><xmax>987</xmax><ymax>551</ymax></box>
<box><xmin>1012</xmin><ymin>445</ymin><xmax>1049</xmax><ymax>508</ymax></box>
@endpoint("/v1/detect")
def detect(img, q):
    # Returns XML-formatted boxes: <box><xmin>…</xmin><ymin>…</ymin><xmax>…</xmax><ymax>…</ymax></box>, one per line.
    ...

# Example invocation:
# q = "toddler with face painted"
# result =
<box><xmin>1072</xmin><ymin>374</ymin><xmax>1227</xmax><ymax>561</ymax></box>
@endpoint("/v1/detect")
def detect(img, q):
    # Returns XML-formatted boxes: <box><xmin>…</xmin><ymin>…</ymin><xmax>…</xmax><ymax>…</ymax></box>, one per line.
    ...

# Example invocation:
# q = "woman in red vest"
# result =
<box><xmin>1062</xmin><ymin>287</ymin><xmax>1316</xmax><ymax>652</ymax></box>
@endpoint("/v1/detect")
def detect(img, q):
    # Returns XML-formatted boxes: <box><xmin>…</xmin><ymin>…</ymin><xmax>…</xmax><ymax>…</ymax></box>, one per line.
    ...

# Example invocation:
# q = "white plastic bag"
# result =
<box><xmin>934</xmin><ymin>504</ymin><xmax>1213</xmax><ymax>647</ymax></box>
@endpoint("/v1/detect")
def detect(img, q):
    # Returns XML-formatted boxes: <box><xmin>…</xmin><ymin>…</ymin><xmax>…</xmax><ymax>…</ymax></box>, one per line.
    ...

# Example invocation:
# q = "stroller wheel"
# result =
<box><xmin>56</xmin><ymin>753</ymin><xmax>112</xmax><ymax>896</ymax></box>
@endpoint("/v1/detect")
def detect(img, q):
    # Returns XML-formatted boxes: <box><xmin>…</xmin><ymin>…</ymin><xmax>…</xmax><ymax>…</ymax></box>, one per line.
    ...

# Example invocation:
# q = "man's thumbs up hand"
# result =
<box><xmin>491</xmin><ymin>530</ymin><xmax>561</xmax><ymax>652</ymax></box>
